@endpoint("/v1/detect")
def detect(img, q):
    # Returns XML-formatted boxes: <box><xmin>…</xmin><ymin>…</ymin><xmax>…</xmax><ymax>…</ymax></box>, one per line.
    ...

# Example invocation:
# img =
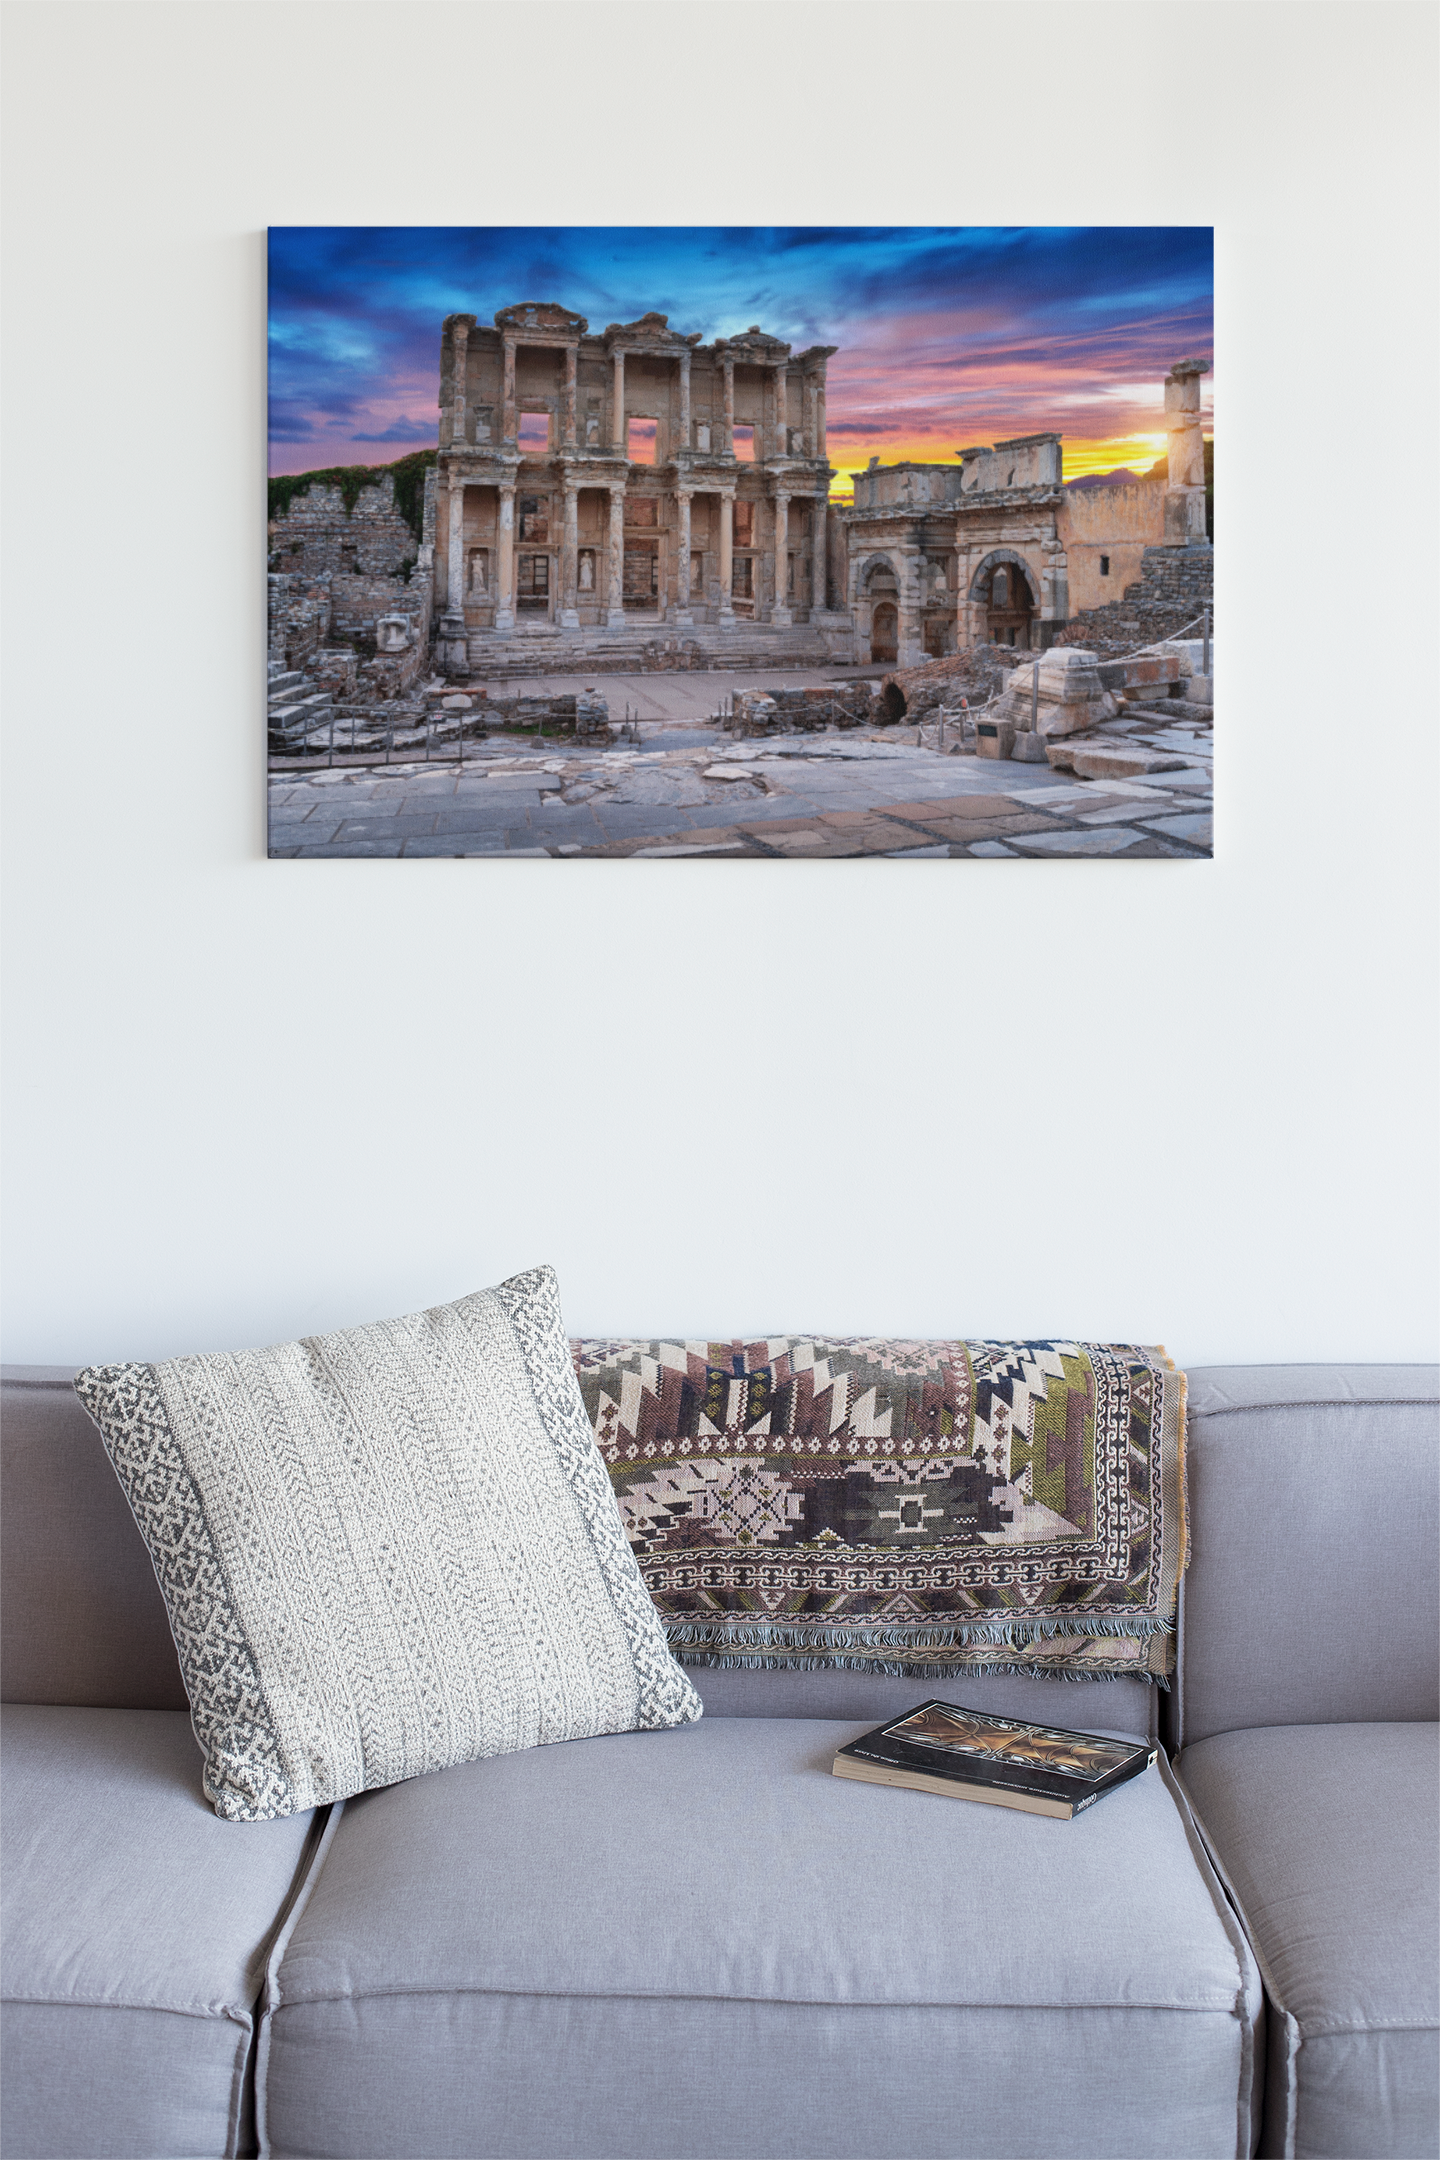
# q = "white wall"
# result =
<box><xmin>3</xmin><ymin>2</ymin><xmax>1436</xmax><ymax>1367</ymax></box>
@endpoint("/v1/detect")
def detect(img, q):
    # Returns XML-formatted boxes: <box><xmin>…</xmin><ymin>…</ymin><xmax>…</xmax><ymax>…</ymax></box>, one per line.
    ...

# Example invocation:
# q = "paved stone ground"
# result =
<box><xmin>269</xmin><ymin>674</ymin><xmax>1213</xmax><ymax>861</ymax></box>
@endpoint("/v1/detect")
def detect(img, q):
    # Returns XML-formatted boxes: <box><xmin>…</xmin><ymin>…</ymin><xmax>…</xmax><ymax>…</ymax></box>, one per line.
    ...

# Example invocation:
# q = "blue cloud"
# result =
<box><xmin>350</xmin><ymin>415</ymin><xmax>437</xmax><ymax>443</ymax></box>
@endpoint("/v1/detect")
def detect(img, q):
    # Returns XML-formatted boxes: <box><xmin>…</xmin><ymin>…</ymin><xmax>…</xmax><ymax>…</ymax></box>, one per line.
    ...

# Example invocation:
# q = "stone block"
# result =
<box><xmin>991</xmin><ymin>647</ymin><xmax>1118</xmax><ymax>740</ymax></box>
<box><xmin>732</xmin><ymin>692</ymin><xmax>779</xmax><ymax>737</ymax></box>
<box><xmin>1095</xmin><ymin>652</ymin><xmax>1187</xmax><ymax>695</ymax></box>
<box><xmin>1009</xmin><ymin>731</ymin><xmax>1049</xmax><ymax>763</ymax></box>
<box><xmin>1046</xmin><ymin>741</ymin><xmax>1190</xmax><ymax>780</ymax></box>
<box><xmin>974</xmin><ymin>720</ymin><xmax>1016</xmax><ymax>761</ymax></box>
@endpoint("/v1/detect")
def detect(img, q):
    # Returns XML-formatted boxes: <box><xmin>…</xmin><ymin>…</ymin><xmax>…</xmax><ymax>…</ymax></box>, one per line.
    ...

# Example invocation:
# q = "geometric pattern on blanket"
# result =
<box><xmin>573</xmin><ymin>1337</ymin><xmax>1187</xmax><ymax>1683</ymax></box>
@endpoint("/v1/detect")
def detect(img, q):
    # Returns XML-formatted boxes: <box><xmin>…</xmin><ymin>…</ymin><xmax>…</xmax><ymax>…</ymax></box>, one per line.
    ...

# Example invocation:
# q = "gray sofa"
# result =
<box><xmin>2</xmin><ymin>1362</ymin><xmax>1435</xmax><ymax>2160</ymax></box>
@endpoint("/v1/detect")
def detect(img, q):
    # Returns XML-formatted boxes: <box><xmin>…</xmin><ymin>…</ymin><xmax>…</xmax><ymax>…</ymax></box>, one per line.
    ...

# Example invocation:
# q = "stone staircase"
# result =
<box><xmin>268</xmin><ymin>661</ymin><xmax>334</xmax><ymax>744</ymax></box>
<box><xmin>462</xmin><ymin>620</ymin><xmax>853</xmax><ymax>679</ymax></box>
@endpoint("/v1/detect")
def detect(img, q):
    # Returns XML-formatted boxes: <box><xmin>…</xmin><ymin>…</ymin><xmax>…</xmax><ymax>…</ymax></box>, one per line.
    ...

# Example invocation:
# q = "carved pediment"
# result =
<box><xmin>716</xmin><ymin>325</ymin><xmax>792</xmax><ymax>359</ymax></box>
<box><xmin>494</xmin><ymin>301</ymin><xmax>589</xmax><ymax>336</ymax></box>
<box><xmin>603</xmin><ymin>311</ymin><xmax>702</xmax><ymax>349</ymax></box>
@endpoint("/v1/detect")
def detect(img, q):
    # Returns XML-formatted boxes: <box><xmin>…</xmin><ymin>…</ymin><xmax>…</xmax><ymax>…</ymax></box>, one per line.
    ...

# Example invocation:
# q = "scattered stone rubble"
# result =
<box><xmin>1054</xmin><ymin>544</ymin><xmax>1213</xmax><ymax>656</ymax></box>
<box><xmin>269</xmin><ymin>662</ymin><xmax>614</xmax><ymax>758</ymax></box>
<box><xmin>724</xmin><ymin>683</ymin><xmax>877</xmax><ymax>736</ymax></box>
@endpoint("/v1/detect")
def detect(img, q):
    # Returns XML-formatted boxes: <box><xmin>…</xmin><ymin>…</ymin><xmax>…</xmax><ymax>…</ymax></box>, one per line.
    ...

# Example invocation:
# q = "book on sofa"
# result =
<box><xmin>832</xmin><ymin>1698</ymin><xmax>1158</xmax><ymax>1818</ymax></box>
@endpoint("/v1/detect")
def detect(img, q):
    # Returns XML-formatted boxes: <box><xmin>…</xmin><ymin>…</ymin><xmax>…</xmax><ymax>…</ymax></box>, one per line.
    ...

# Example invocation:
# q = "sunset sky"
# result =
<box><xmin>268</xmin><ymin>226</ymin><xmax>1213</xmax><ymax>498</ymax></box>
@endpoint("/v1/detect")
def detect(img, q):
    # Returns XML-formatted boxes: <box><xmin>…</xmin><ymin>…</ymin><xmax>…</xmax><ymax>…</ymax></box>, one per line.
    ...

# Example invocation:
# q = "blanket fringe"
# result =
<box><xmin>673</xmin><ymin>1646</ymin><xmax>1168</xmax><ymax>1690</ymax></box>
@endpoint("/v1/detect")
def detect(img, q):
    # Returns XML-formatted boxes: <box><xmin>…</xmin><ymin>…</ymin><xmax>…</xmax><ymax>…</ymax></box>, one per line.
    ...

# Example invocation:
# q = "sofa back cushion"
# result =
<box><xmin>1175</xmin><ymin>1365</ymin><xmax>1439</xmax><ymax>1748</ymax></box>
<box><xmin>1</xmin><ymin>1368</ymin><xmax>186</xmax><ymax>1709</ymax></box>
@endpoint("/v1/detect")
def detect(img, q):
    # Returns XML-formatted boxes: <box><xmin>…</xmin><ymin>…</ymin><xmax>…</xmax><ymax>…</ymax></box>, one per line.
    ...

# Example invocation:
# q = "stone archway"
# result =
<box><xmin>858</xmin><ymin>554</ymin><xmax>900</xmax><ymax>664</ymax></box>
<box><xmin>969</xmin><ymin>549</ymin><xmax>1041</xmax><ymax>649</ymax></box>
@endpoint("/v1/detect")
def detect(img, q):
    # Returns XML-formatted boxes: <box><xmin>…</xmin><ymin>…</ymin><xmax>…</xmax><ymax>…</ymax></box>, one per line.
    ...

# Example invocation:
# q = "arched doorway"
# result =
<box><xmin>969</xmin><ymin>552</ymin><xmax>1041</xmax><ymax>649</ymax></box>
<box><xmin>860</xmin><ymin>557</ymin><xmax>900</xmax><ymax>663</ymax></box>
<box><xmin>985</xmin><ymin>561</ymin><xmax>1033</xmax><ymax>647</ymax></box>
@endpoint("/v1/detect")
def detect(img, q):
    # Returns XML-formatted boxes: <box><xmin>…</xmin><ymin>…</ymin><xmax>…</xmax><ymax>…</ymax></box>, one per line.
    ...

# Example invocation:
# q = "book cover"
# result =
<box><xmin>832</xmin><ymin>1698</ymin><xmax>1156</xmax><ymax>1818</ymax></box>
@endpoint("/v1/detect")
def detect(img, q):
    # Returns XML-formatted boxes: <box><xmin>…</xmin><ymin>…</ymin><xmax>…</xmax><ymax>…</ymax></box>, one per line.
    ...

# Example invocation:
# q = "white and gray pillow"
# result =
<box><xmin>73</xmin><ymin>1266</ymin><xmax>702</xmax><ymax>1820</ymax></box>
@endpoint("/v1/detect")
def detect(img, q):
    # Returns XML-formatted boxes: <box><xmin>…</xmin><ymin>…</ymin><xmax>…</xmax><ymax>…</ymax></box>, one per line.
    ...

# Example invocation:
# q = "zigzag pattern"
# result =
<box><xmin>573</xmin><ymin>1336</ymin><xmax>1186</xmax><ymax>1682</ymax></box>
<box><xmin>71</xmin><ymin>1361</ymin><xmax>294</xmax><ymax>1821</ymax></box>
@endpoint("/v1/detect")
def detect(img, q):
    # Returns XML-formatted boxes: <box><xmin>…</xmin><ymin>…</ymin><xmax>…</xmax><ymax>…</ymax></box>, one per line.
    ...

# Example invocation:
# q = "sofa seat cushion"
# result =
<box><xmin>1177</xmin><ymin>1723</ymin><xmax>1439</xmax><ymax>2159</ymax></box>
<box><xmin>262</xmin><ymin>1715</ymin><xmax>1261</xmax><ymax>2160</ymax></box>
<box><xmin>0</xmin><ymin>1706</ymin><xmax>321</xmax><ymax>2159</ymax></box>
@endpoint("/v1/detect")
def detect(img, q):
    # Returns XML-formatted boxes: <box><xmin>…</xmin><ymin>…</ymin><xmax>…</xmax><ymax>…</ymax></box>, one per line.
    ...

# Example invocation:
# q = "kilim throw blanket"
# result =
<box><xmin>573</xmin><ymin>1339</ymin><xmax>1187</xmax><ymax>1683</ymax></box>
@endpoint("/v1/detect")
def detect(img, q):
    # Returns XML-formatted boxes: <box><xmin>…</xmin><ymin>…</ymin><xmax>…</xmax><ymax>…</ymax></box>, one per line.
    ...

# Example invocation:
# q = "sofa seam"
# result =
<box><xmin>267</xmin><ymin>1980</ymin><xmax>1245</xmax><ymax>2015</ymax></box>
<box><xmin>1159</xmin><ymin>1754</ymin><xmax>1263</xmax><ymax>2160</ymax></box>
<box><xmin>1288</xmin><ymin>2015</ymin><xmax>1440</xmax><ymax>2037</ymax></box>
<box><xmin>0</xmin><ymin>1991</ymin><xmax>251</xmax><ymax>2023</ymax></box>
<box><xmin>1187</xmin><ymin>1398</ymin><xmax>1438</xmax><ymax>1417</ymax></box>
<box><xmin>254</xmin><ymin>1797</ymin><xmax>346</xmax><ymax>2160</ymax></box>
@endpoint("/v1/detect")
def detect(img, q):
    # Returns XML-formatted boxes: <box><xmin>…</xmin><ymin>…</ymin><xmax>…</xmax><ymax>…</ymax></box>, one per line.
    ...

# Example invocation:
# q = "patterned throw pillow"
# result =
<box><xmin>573</xmin><ymin>1337</ymin><xmax>1186</xmax><ymax>1683</ymax></box>
<box><xmin>73</xmin><ymin>1267</ymin><xmax>701</xmax><ymax>1821</ymax></box>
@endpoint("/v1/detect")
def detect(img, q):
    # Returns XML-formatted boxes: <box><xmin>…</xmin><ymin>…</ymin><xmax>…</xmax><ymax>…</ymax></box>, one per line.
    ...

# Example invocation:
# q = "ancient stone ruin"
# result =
<box><xmin>266</xmin><ymin>314</ymin><xmax>1211</xmax><ymax>723</ymax></box>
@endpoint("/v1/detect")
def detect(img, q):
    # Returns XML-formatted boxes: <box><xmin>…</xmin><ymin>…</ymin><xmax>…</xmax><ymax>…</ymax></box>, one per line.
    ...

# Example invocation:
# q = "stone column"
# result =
<box><xmin>560</xmin><ymin>484</ymin><xmax>580</xmax><ymax>628</ymax></box>
<box><xmin>773</xmin><ymin>363</ymin><xmax>790</xmax><ymax>459</ymax></box>
<box><xmin>813</xmin><ymin>493</ymin><xmax>828</xmax><ymax>611</ymax></box>
<box><xmin>612</xmin><ymin>349</ymin><xmax>626</xmax><ymax>455</ymax></box>
<box><xmin>495</xmin><ymin>484</ymin><xmax>515</xmax><ymax>631</ymax></box>
<box><xmin>717</xmin><ymin>488</ymin><xmax>735</xmax><ymax>622</ymax></box>
<box><xmin>1041</xmin><ymin>540</ymin><xmax>1069</xmax><ymax>635</ymax></box>
<box><xmin>501</xmin><ymin>337</ymin><xmax>517</xmax><ymax>445</ymax></box>
<box><xmin>677</xmin><ymin>348</ymin><xmax>691</xmax><ymax>454</ymax></box>
<box><xmin>562</xmin><ymin>346</ymin><xmax>578</xmax><ymax>450</ymax></box>
<box><xmin>1164</xmin><ymin>356</ymin><xmax>1210</xmax><ymax>545</ymax></box>
<box><xmin>817</xmin><ymin>385</ymin><xmax>826</xmax><ymax>461</ymax></box>
<box><xmin>606</xmin><ymin>485</ymin><xmax>626</xmax><ymax>627</ymax></box>
<box><xmin>674</xmin><ymin>490</ymin><xmax>693</xmax><ymax>624</ymax></box>
<box><xmin>721</xmin><ymin>357</ymin><xmax>735</xmax><ymax>456</ymax></box>
<box><xmin>771</xmin><ymin>492</ymin><xmax>791</xmax><ymax>624</ymax></box>
<box><xmin>898</xmin><ymin>551</ymin><xmax>924</xmax><ymax>666</ymax></box>
<box><xmin>446</xmin><ymin>481</ymin><xmax>466</xmax><ymax>613</ymax></box>
<box><xmin>449</xmin><ymin>320</ymin><xmax>470</xmax><ymax>448</ymax></box>
<box><xmin>804</xmin><ymin>373</ymin><xmax>818</xmax><ymax>460</ymax></box>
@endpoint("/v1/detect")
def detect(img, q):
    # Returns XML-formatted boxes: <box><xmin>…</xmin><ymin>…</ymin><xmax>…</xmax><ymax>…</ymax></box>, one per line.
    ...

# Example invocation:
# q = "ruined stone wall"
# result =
<box><xmin>1053</xmin><ymin>544</ymin><xmax>1213</xmax><ymax>654</ymax></box>
<box><xmin>267</xmin><ymin>574</ymin><xmax>332</xmax><ymax>669</ymax></box>
<box><xmin>1057</xmin><ymin>480</ymin><xmax>1166</xmax><ymax>614</ymax></box>
<box><xmin>268</xmin><ymin>475</ymin><xmax>418</xmax><ymax>580</ymax></box>
<box><xmin>728</xmin><ymin>683</ymin><xmax>877</xmax><ymax>735</ymax></box>
<box><xmin>958</xmin><ymin>434</ymin><xmax>1063</xmax><ymax>495</ymax></box>
<box><xmin>329</xmin><ymin>570</ymin><xmax>429</xmax><ymax>648</ymax></box>
<box><xmin>268</xmin><ymin>561</ymin><xmax>433</xmax><ymax>689</ymax></box>
<box><xmin>850</xmin><ymin>463</ymin><xmax>966</xmax><ymax>512</ymax></box>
